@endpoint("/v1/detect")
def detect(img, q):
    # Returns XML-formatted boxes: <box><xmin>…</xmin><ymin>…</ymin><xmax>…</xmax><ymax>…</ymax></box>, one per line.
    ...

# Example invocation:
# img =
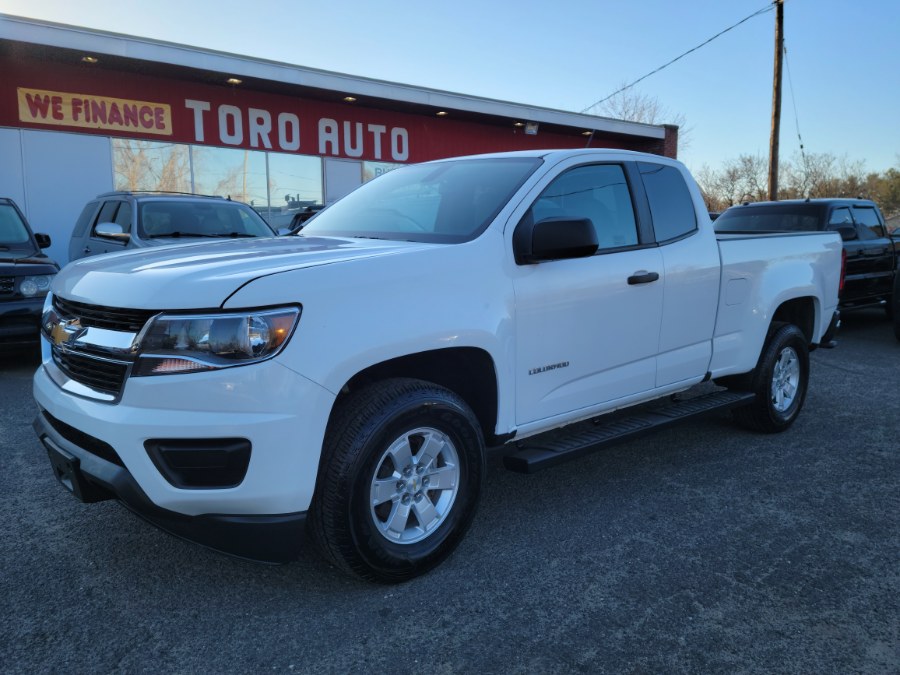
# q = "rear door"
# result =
<box><xmin>829</xmin><ymin>204</ymin><xmax>891</xmax><ymax>304</ymax></box>
<box><xmin>637</xmin><ymin>162</ymin><xmax>720</xmax><ymax>388</ymax></box>
<box><xmin>851</xmin><ymin>205</ymin><xmax>894</xmax><ymax>299</ymax></box>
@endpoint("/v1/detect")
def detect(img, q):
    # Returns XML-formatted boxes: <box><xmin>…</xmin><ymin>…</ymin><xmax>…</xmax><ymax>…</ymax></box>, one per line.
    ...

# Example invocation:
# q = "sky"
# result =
<box><xmin>3</xmin><ymin>0</ymin><xmax>899</xmax><ymax>175</ymax></box>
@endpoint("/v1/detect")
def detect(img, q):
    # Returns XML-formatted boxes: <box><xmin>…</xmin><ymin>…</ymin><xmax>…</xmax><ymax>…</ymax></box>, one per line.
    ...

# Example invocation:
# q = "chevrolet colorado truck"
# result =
<box><xmin>33</xmin><ymin>149</ymin><xmax>842</xmax><ymax>582</ymax></box>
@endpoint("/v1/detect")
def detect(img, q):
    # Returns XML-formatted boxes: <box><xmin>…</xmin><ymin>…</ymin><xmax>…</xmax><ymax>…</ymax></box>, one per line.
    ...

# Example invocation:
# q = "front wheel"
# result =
<box><xmin>731</xmin><ymin>323</ymin><xmax>810</xmax><ymax>433</ymax></box>
<box><xmin>308</xmin><ymin>378</ymin><xmax>485</xmax><ymax>583</ymax></box>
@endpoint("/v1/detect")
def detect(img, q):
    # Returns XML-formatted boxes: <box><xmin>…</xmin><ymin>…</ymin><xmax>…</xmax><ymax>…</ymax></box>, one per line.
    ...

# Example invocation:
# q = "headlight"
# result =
<box><xmin>133</xmin><ymin>307</ymin><xmax>300</xmax><ymax>376</ymax></box>
<box><xmin>19</xmin><ymin>274</ymin><xmax>55</xmax><ymax>297</ymax></box>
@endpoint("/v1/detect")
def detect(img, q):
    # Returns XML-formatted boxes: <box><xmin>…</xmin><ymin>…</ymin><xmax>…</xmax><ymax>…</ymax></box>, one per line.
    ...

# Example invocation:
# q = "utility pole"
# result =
<box><xmin>768</xmin><ymin>0</ymin><xmax>784</xmax><ymax>200</ymax></box>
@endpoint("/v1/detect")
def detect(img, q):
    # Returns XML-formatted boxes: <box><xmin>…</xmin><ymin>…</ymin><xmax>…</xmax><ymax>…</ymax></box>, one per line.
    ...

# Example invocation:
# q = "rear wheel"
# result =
<box><xmin>731</xmin><ymin>323</ymin><xmax>809</xmax><ymax>433</ymax></box>
<box><xmin>308</xmin><ymin>378</ymin><xmax>485</xmax><ymax>583</ymax></box>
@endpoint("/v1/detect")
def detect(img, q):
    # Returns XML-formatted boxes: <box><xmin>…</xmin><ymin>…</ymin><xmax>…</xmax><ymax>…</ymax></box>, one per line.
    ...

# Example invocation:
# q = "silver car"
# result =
<box><xmin>69</xmin><ymin>192</ymin><xmax>277</xmax><ymax>261</ymax></box>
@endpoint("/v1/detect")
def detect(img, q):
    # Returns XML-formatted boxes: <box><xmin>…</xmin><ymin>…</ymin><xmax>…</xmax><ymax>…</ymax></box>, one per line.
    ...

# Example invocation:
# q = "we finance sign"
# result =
<box><xmin>18</xmin><ymin>88</ymin><xmax>173</xmax><ymax>136</ymax></box>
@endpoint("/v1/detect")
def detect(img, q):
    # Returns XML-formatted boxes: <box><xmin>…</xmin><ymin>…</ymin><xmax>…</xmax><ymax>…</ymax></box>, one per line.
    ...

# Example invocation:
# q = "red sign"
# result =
<box><xmin>1</xmin><ymin>56</ymin><xmax>643</xmax><ymax>163</ymax></box>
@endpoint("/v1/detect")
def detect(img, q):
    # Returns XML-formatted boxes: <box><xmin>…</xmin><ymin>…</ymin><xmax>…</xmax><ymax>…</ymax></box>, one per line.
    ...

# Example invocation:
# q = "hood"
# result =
<box><xmin>139</xmin><ymin>233</ymin><xmax>272</xmax><ymax>247</ymax></box>
<box><xmin>53</xmin><ymin>235</ymin><xmax>435</xmax><ymax>309</ymax></box>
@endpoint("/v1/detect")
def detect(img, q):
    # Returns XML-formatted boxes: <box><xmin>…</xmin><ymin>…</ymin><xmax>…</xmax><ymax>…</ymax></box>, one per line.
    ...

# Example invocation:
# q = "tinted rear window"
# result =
<box><xmin>715</xmin><ymin>205</ymin><xmax>826</xmax><ymax>232</ymax></box>
<box><xmin>638</xmin><ymin>162</ymin><xmax>697</xmax><ymax>242</ymax></box>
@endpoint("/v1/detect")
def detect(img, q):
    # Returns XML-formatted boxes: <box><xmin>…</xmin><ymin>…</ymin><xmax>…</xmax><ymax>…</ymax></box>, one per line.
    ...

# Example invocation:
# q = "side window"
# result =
<box><xmin>531</xmin><ymin>164</ymin><xmax>638</xmax><ymax>250</ymax></box>
<box><xmin>92</xmin><ymin>201</ymin><xmax>120</xmax><ymax>235</ymax></box>
<box><xmin>638</xmin><ymin>162</ymin><xmax>697</xmax><ymax>242</ymax></box>
<box><xmin>113</xmin><ymin>202</ymin><xmax>133</xmax><ymax>234</ymax></box>
<box><xmin>71</xmin><ymin>202</ymin><xmax>98</xmax><ymax>238</ymax></box>
<box><xmin>827</xmin><ymin>207</ymin><xmax>853</xmax><ymax>227</ymax></box>
<box><xmin>851</xmin><ymin>206</ymin><xmax>885</xmax><ymax>240</ymax></box>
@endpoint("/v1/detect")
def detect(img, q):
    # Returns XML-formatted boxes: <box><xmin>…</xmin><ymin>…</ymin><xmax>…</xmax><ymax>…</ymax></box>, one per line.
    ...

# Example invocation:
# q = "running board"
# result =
<box><xmin>503</xmin><ymin>390</ymin><xmax>756</xmax><ymax>474</ymax></box>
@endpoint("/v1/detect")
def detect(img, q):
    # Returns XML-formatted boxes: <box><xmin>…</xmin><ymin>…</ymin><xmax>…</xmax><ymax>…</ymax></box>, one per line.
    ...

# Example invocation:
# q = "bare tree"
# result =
<box><xmin>113</xmin><ymin>140</ymin><xmax>190</xmax><ymax>192</ymax></box>
<box><xmin>695</xmin><ymin>154</ymin><xmax>767</xmax><ymax>208</ymax></box>
<box><xmin>591</xmin><ymin>84</ymin><xmax>691</xmax><ymax>151</ymax></box>
<box><xmin>701</xmin><ymin>152</ymin><xmax>900</xmax><ymax>216</ymax></box>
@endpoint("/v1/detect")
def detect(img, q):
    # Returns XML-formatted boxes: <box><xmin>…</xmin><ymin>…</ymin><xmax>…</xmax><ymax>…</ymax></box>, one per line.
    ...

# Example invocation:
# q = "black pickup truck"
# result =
<box><xmin>0</xmin><ymin>198</ymin><xmax>58</xmax><ymax>351</ymax></box>
<box><xmin>715</xmin><ymin>198</ymin><xmax>898</xmax><ymax>321</ymax></box>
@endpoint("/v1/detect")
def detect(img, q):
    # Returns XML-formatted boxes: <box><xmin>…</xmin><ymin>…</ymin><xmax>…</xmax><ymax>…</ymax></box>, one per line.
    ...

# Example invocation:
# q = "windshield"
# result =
<box><xmin>715</xmin><ymin>204</ymin><xmax>826</xmax><ymax>233</ymax></box>
<box><xmin>0</xmin><ymin>203</ymin><xmax>35</xmax><ymax>251</ymax></box>
<box><xmin>301</xmin><ymin>157</ymin><xmax>542</xmax><ymax>243</ymax></box>
<box><xmin>138</xmin><ymin>200</ymin><xmax>275</xmax><ymax>239</ymax></box>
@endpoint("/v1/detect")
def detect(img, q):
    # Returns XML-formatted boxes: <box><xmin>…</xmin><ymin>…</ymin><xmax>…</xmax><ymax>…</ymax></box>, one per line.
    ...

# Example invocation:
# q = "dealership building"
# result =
<box><xmin>0</xmin><ymin>14</ymin><xmax>677</xmax><ymax>265</ymax></box>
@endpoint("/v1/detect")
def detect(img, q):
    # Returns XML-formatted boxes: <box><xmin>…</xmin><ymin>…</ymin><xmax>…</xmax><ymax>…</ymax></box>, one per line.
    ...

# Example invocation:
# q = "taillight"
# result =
<box><xmin>839</xmin><ymin>248</ymin><xmax>847</xmax><ymax>292</ymax></box>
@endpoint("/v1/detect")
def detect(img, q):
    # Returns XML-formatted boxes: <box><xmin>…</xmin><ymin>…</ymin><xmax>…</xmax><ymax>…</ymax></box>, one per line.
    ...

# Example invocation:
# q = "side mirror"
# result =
<box><xmin>34</xmin><ymin>233</ymin><xmax>52</xmax><ymax>248</ymax></box>
<box><xmin>834</xmin><ymin>224</ymin><xmax>857</xmax><ymax>241</ymax></box>
<box><xmin>94</xmin><ymin>222</ymin><xmax>131</xmax><ymax>242</ymax></box>
<box><xmin>513</xmin><ymin>215</ymin><xmax>598</xmax><ymax>265</ymax></box>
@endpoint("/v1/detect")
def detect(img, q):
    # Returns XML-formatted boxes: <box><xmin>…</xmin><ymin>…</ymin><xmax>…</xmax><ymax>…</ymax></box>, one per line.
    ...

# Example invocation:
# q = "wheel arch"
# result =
<box><xmin>331</xmin><ymin>347</ymin><xmax>501</xmax><ymax>445</ymax></box>
<box><xmin>771</xmin><ymin>295</ymin><xmax>817</xmax><ymax>343</ymax></box>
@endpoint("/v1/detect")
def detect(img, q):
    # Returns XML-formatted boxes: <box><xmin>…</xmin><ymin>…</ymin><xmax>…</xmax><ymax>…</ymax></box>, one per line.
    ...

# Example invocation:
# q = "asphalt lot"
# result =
<box><xmin>1</xmin><ymin>310</ymin><xmax>898</xmax><ymax>674</ymax></box>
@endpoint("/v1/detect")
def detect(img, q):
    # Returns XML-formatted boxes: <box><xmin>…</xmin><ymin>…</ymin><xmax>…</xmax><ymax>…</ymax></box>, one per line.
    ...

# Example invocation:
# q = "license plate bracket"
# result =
<box><xmin>44</xmin><ymin>441</ymin><xmax>113</xmax><ymax>503</ymax></box>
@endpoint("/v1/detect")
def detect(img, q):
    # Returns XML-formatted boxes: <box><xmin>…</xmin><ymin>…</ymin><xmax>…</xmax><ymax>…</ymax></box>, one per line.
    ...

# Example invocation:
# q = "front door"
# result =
<box><xmin>513</xmin><ymin>162</ymin><xmax>664</xmax><ymax>426</ymax></box>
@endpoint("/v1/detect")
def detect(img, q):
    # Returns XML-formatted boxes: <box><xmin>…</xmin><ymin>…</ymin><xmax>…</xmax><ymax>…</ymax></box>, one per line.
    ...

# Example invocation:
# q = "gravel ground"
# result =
<box><xmin>1</xmin><ymin>309</ymin><xmax>897</xmax><ymax>674</ymax></box>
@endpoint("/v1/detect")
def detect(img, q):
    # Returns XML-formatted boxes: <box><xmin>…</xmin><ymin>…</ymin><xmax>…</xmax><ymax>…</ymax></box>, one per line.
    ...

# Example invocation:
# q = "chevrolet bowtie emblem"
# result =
<box><xmin>50</xmin><ymin>318</ymin><xmax>84</xmax><ymax>347</ymax></box>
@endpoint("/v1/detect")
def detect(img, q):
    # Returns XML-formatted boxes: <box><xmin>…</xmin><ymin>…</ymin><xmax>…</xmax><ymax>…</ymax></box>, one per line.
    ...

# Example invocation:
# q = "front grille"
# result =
<box><xmin>43</xmin><ymin>410</ymin><xmax>125</xmax><ymax>467</ymax></box>
<box><xmin>53</xmin><ymin>348</ymin><xmax>129</xmax><ymax>395</ymax></box>
<box><xmin>0</xmin><ymin>276</ymin><xmax>13</xmax><ymax>295</ymax></box>
<box><xmin>53</xmin><ymin>296</ymin><xmax>157</xmax><ymax>332</ymax></box>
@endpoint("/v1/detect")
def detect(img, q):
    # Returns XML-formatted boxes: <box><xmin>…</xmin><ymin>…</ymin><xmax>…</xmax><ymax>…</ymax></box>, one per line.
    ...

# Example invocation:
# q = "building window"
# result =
<box><xmin>267</xmin><ymin>153</ymin><xmax>324</xmax><ymax>229</ymax></box>
<box><xmin>114</xmin><ymin>139</ymin><xmax>326</xmax><ymax>228</ymax></box>
<box><xmin>112</xmin><ymin>139</ymin><xmax>191</xmax><ymax>192</ymax></box>
<box><xmin>191</xmin><ymin>146</ymin><xmax>268</xmax><ymax>207</ymax></box>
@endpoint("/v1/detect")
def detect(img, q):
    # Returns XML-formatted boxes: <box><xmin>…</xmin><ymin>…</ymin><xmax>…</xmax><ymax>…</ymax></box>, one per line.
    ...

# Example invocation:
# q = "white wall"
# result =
<box><xmin>0</xmin><ymin>129</ymin><xmax>27</xmax><ymax>208</ymax></box>
<box><xmin>20</xmin><ymin>129</ymin><xmax>113</xmax><ymax>265</ymax></box>
<box><xmin>324</xmin><ymin>158</ymin><xmax>362</xmax><ymax>205</ymax></box>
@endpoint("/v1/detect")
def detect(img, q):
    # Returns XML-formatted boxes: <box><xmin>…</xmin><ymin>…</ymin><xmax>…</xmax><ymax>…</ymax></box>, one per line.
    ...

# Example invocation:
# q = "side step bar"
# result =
<box><xmin>503</xmin><ymin>389</ymin><xmax>756</xmax><ymax>474</ymax></box>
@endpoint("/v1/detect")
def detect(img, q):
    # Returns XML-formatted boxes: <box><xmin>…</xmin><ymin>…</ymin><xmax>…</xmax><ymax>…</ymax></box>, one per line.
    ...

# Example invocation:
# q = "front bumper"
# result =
<box><xmin>34</xmin><ymin>409</ymin><xmax>306</xmax><ymax>562</ymax></box>
<box><xmin>0</xmin><ymin>296</ymin><xmax>43</xmax><ymax>348</ymax></box>
<box><xmin>33</xmin><ymin>351</ymin><xmax>337</xmax><ymax>562</ymax></box>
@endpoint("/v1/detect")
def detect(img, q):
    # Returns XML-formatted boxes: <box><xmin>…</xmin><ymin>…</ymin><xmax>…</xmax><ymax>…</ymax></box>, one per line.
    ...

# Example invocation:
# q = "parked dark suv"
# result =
<box><xmin>69</xmin><ymin>191</ymin><xmax>277</xmax><ymax>261</ymax></box>
<box><xmin>715</xmin><ymin>199</ymin><xmax>898</xmax><ymax>315</ymax></box>
<box><xmin>0</xmin><ymin>198</ymin><xmax>59</xmax><ymax>351</ymax></box>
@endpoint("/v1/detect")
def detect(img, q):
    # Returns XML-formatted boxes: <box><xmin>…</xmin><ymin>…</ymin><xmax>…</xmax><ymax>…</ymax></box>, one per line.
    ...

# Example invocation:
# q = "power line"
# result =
<box><xmin>581</xmin><ymin>2</ymin><xmax>776</xmax><ymax>114</ymax></box>
<box><xmin>783</xmin><ymin>41</ymin><xmax>807</xmax><ymax>164</ymax></box>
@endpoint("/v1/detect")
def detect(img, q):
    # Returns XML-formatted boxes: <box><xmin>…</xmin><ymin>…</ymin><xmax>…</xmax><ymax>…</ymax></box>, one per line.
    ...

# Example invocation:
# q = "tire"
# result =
<box><xmin>308</xmin><ymin>378</ymin><xmax>485</xmax><ymax>583</ymax></box>
<box><xmin>731</xmin><ymin>323</ymin><xmax>810</xmax><ymax>433</ymax></box>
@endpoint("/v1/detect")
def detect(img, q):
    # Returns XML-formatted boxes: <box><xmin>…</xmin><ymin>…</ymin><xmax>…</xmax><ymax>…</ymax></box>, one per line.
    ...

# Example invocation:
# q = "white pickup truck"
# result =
<box><xmin>33</xmin><ymin>149</ymin><xmax>842</xmax><ymax>582</ymax></box>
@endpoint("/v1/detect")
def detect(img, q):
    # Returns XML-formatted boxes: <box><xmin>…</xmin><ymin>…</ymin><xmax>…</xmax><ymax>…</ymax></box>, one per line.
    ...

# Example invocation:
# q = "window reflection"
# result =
<box><xmin>192</xmin><ymin>146</ymin><xmax>268</xmax><ymax>207</ymax></box>
<box><xmin>112</xmin><ymin>139</ymin><xmax>191</xmax><ymax>192</ymax></box>
<box><xmin>267</xmin><ymin>154</ymin><xmax>324</xmax><ymax>229</ymax></box>
<box><xmin>363</xmin><ymin>161</ymin><xmax>401</xmax><ymax>183</ymax></box>
<box><xmin>112</xmin><ymin>139</ymin><xmax>328</xmax><ymax>228</ymax></box>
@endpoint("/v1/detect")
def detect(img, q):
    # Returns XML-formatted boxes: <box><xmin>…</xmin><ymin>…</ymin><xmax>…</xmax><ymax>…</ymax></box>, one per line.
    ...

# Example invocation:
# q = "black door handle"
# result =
<box><xmin>628</xmin><ymin>271</ymin><xmax>660</xmax><ymax>285</ymax></box>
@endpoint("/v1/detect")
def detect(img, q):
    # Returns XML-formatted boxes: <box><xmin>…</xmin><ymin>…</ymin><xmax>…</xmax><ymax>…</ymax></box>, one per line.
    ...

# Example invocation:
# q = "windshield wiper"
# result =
<box><xmin>146</xmin><ymin>231</ymin><xmax>229</xmax><ymax>239</ymax></box>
